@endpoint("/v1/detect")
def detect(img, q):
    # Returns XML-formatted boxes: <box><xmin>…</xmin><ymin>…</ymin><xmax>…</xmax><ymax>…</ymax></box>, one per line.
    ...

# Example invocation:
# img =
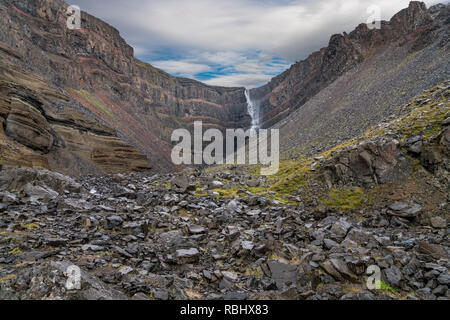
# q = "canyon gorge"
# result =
<box><xmin>0</xmin><ymin>0</ymin><xmax>448</xmax><ymax>302</ymax></box>
<box><xmin>0</xmin><ymin>0</ymin><xmax>448</xmax><ymax>175</ymax></box>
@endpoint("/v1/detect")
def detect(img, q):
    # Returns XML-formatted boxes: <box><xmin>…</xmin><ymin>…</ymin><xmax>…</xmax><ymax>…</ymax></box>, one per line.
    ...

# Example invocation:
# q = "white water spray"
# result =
<box><xmin>245</xmin><ymin>89</ymin><xmax>260</xmax><ymax>130</ymax></box>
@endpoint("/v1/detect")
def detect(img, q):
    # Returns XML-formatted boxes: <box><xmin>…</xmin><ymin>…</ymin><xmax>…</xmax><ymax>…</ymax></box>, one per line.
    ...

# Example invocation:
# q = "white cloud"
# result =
<box><xmin>151</xmin><ymin>60</ymin><xmax>212</xmax><ymax>77</ymax></box>
<box><xmin>204</xmin><ymin>73</ymin><xmax>273</xmax><ymax>88</ymax></box>
<box><xmin>80</xmin><ymin>0</ymin><xmax>442</xmax><ymax>59</ymax></box>
<box><xmin>152</xmin><ymin>50</ymin><xmax>290</xmax><ymax>87</ymax></box>
<box><xmin>76</xmin><ymin>0</ymin><xmax>443</xmax><ymax>87</ymax></box>
<box><xmin>194</xmin><ymin>51</ymin><xmax>248</xmax><ymax>67</ymax></box>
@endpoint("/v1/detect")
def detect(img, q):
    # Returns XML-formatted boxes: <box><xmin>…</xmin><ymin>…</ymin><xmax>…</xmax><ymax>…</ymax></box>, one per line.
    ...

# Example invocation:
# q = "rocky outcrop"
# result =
<box><xmin>0</xmin><ymin>58</ymin><xmax>152</xmax><ymax>176</ymax></box>
<box><xmin>322</xmin><ymin>138</ymin><xmax>414</xmax><ymax>188</ymax></box>
<box><xmin>5</xmin><ymin>98</ymin><xmax>55</xmax><ymax>152</ymax></box>
<box><xmin>0</xmin><ymin>168</ymin><xmax>83</xmax><ymax>194</ymax></box>
<box><xmin>0</xmin><ymin>0</ymin><xmax>251</xmax><ymax>171</ymax></box>
<box><xmin>421</xmin><ymin>127</ymin><xmax>450</xmax><ymax>174</ymax></box>
<box><xmin>250</xmin><ymin>2</ymin><xmax>448</xmax><ymax>129</ymax></box>
<box><xmin>319</xmin><ymin>83</ymin><xmax>450</xmax><ymax>190</ymax></box>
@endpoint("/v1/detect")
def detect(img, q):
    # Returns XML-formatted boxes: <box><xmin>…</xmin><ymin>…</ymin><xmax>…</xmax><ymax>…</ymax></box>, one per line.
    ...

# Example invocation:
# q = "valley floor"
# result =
<box><xmin>0</xmin><ymin>83</ymin><xmax>449</xmax><ymax>301</ymax></box>
<box><xmin>0</xmin><ymin>163</ymin><xmax>448</xmax><ymax>300</ymax></box>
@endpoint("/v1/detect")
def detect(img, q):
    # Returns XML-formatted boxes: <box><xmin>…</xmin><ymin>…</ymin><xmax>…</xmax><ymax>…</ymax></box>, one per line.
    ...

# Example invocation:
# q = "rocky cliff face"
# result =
<box><xmin>250</xmin><ymin>2</ymin><xmax>447</xmax><ymax>129</ymax></box>
<box><xmin>0</xmin><ymin>57</ymin><xmax>152</xmax><ymax>176</ymax></box>
<box><xmin>0</xmin><ymin>0</ymin><xmax>251</xmax><ymax>173</ymax></box>
<box><xmin>0</xmin><ymin>0</ymin><xmax>447</xmax><ymax>174</ymax></box>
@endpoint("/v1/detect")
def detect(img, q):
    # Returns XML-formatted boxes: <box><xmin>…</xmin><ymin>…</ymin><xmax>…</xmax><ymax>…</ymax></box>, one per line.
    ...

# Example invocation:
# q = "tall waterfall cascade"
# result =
<box><xmin>245</xmin><ymin>89</ymin><xmax>260</xmax><ymax>130</ymax></box>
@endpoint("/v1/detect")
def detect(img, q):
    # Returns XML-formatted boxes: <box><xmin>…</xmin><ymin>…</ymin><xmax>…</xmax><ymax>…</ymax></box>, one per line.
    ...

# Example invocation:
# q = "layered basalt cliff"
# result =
<box><xmin>0</xmin><ymin>0</ymin><xmax>251</xmax><ymax>172</ymax></box>
<box><xmin>250</xmin><ymin>1</ymin><xmax>447</xmax><ymax>129</ymax></box>
<box><xmin>0</xmin><ymin>57</ymin><xmax>152</xmax><ymax>176</ymax></box>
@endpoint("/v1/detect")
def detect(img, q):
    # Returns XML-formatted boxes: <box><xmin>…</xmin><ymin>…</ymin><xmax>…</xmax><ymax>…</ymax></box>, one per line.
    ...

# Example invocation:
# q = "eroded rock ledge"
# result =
<box><xmin>0</xmin><ymin>59</ymin><xmax>151</xmax><ymax>176</ymax></box>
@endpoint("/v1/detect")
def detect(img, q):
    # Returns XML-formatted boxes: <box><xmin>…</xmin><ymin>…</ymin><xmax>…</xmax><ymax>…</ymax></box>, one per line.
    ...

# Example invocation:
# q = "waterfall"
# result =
<box><xmin>245</xmin><ymin>89</ymin><xmax>259</xmax><ymax>130</ymax></box>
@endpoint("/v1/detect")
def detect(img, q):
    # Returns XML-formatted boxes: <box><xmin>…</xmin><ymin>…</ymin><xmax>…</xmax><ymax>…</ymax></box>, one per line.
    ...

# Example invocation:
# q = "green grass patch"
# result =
<box><xmin>376</xmin><ymin>280</ymin><xmax>399</xmax><ymax>293</ymax></box>
<box><xmin>194</xmin><ymin>187</ymin><xmax>208</xmax><ymax>196</ymax></box>
<box><xmin>208</xmin><ymin>186</ymin><xmax>297</xmax><ymax>205</ymax></box>
<box><xmin>270</xmin><ymin>162</ymin><xmax>310</xmax><ymax>195</ymax></box>
<box><xmin>75</xmin><ymin>89</ymin><xmax>115</xmax><ymax>119</ymax></box>
<box><xmin>22</xmin><ymin>223</ymin><xmax>39</xmax><ymax>230</ymax></box>
<box><xmin>363</xmin><ymin>83</ymin><xmax>449</xmax><ymax>143</ymax></box>
<box><xmin>9</xmin><ymin>247</ymin><xmax>22</xmax><ymax>255</ymax></box>
<box><xmin>321</xmin><ymin>187</ymin><xmax>365</xmax><ymax>211</ymax></box>
<box><xmin>211</xmin><ymin>187</ymin><xmax>242</xmax><ymax>198</ymax></box>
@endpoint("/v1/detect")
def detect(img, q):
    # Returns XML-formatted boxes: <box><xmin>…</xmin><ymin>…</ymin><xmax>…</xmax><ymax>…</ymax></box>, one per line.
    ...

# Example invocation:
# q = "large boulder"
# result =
<box><xmin>267</xmin><ymin>261</ymin><xmax>298</xmax><ymax>290</ymax></box>
<box><xmin>323</xmin><ymin>138</ymin><xmax>414</xmax><ymax>188</ymax></box>
<box><xmin>0</xmin><ymin>261</ymin><xmax>129</xmax><ymax>300</ymax></box>
<box><xmin>0</xmin><ymin>168</ymin><xmax>83</xmax><ymax>194</ymax></box>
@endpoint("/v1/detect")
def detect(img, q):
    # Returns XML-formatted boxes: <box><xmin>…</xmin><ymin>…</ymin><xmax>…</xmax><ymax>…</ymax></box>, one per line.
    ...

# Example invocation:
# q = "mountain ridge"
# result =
<box><xmin>0</xmin><ymin>0</ymin><xmax>252</xmax><ymax>173</ymax></box>
<box><xmin>250</xmin><ymin>1</ymin><xmax>448</xmax><ymax>129</ymax></box>
<box><xmin>0</xmin><ymin>0</ymin><xmax>448</xmax><ymax>175</ymax></box>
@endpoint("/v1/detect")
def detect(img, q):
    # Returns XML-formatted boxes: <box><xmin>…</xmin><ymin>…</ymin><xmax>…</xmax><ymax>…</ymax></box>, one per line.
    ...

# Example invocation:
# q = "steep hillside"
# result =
<box><xmin>251</xmin><ymin>2</ymin><xmax>449</xmax><ymax>159</ymax></box>
<box><xmin>200</xmin><ymin>81</ymin><xmax>449</xmax><ymax>209</ymax></box>
<box><xmin>0</xmin><ymin>0</ymin><xmax>251</xmax><ymax>172</ymax></box>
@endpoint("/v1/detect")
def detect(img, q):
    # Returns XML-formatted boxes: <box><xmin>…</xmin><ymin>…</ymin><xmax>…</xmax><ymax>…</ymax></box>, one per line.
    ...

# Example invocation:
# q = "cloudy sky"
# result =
<box><xmin>74</xmin><ymin>0</ymin><xmax>442</xmax><ymax>88</ymax></box>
